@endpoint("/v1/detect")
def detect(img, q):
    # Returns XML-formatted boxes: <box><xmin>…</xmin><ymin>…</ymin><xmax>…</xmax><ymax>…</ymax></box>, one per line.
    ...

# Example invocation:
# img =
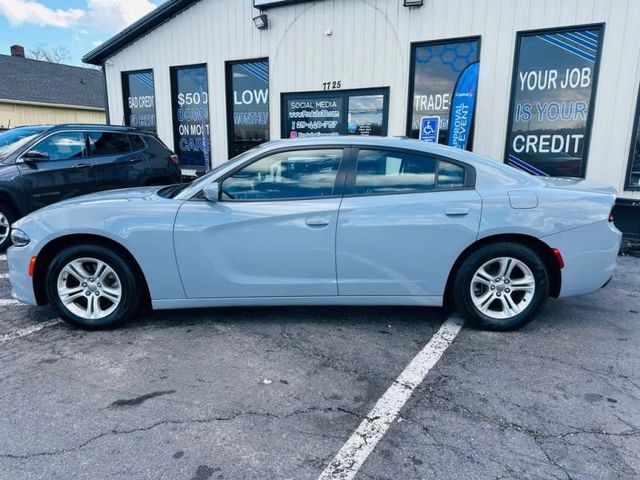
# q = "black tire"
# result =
<box><xmin>0</xmin><ymin>204</ymin><xmax>15</xmax><ymax>253</ymax></box>
<box><xmin>453</xmin><ymin>242</ymin><xmax>549</xmax><ymax>331</ymax></box>
<box><xmin>46</xmin><ymin>244</ymin><xmax>140</xmax><ymax>330</ymax></box>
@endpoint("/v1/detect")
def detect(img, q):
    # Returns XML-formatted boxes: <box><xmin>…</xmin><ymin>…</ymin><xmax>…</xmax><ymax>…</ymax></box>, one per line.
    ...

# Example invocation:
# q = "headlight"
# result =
<box><xmin>10</xmin><ymin>228</ymin><xmax>30</xmax><ymax>247</ymax></box>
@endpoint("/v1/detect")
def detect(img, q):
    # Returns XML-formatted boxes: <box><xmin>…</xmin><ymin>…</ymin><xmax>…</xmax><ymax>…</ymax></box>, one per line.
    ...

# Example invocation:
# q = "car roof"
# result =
<box><xmin>12</xmin><ymin>124</ymin><xmax>151</xmax><ymax>134</ymax></box>
<box><xmin>259</xmin><ymin>136</ymin><xmax>540</xmax><ymax>188</ymax></box>
<box><xmin>262</xmin><ymin>136</ymin><xmax>494</xmax><ymax>167</ymax></box>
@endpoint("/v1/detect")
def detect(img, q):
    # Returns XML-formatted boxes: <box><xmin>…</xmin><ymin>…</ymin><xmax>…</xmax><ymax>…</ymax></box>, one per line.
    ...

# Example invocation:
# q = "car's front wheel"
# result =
<box><xmin>453</xmin><ymin>242</ymin><xmax>550</xmax><ymax>331</ymax></box>
<box><xmin>46</xmin><ymin>245</ymin><xmax>140</xmax><ymax>329</ymax></box>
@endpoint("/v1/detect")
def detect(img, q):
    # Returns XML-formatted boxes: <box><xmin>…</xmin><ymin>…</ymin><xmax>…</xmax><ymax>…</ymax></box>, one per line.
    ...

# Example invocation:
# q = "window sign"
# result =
<box><xmin>226</xmin><ymin>59</ymin><xmax>269</xmax><ymax>158</ymax></box>
<box><xmin>170</xmin><ymin>64</ymin><xmax>210</xmax><ymax>169</ymax></box>
<box><xmin>282</xmin><ymin>88</ymin><xmax>388</xmax><ymax>138</ymax></box>
<box><xmin>122</xmin><ymin>70</ymin><xmax>156</xmax><ymax>132</ymax></box>
<box><xmin>505</xmin><ymin>26</ymin><xmax>603</xmax><ymax>177</ymax></box>
<box><xmin>407</xmin><ymin>38</ymin><xmax>480</xmax><ymax>149</ymax></box>
<box><xmin>626</xmin><ymin>88</ymin><xmax>640</xmax><ymax>190</ymax></box>
<box><xmin>348</xmin><ymin>95</ymin><xmax>384</xmax><ymax>136</ymax></box>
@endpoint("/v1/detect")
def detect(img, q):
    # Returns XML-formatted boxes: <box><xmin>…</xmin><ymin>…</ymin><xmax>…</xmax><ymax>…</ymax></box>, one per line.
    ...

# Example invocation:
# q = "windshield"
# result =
<box><xmin>0</xmin><ymin>130</ymin><xmax>45</xmax><ymax>159</ymax></box>
<box><xmin>0</xmin><ymin>127</ymin><xmax>47</xmax><ymax>147</ymax></box>
<box><xmin>159</xmin><ymin>149</ymin><xmax>258</xmax><ymax>199</ymax></box>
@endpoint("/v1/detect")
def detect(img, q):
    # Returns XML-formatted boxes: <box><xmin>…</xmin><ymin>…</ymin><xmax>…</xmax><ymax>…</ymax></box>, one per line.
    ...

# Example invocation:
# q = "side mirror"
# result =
<box><xmin>21</xmin><ymin>150</ymin><xmax>49</xmax><ymax>163</ymax></box>
<box><xmin>202</xmin><ymin>182</ymin><xmax>220</xmax><ymax>203</ymax></box>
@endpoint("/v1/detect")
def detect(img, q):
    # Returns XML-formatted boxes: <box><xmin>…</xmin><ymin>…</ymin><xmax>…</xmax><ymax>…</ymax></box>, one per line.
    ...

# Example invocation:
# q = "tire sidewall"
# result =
<box><xmin>454</xmin><ymin>243</ymin><xmax>550</xmax><ymax>331</ymax></box>
<box><xmin>46</xmin><ymin>245</ymin><xmax>139</xmax><ymax>329</ymax></box>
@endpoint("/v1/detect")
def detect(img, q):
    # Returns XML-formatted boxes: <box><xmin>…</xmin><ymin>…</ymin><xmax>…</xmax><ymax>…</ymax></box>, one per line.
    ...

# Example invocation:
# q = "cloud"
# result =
<box><xmin>0</xmin><ymin>0</ymin><xmax>157</xmax><ymax>32</ymax></box>
<box><xmin>0</xmin><ymin>0</ymin><xmax>84</xmax><ymax>27</ymax></box>
<box><xmin>92</xmin><ymin>39</ymin><xmax>103</xmax><ymax>47</ymax></box>
<box><xmin>84</xmin><ymin>0</ymin><xmax>157</xmax><ymax>33</ymax></box>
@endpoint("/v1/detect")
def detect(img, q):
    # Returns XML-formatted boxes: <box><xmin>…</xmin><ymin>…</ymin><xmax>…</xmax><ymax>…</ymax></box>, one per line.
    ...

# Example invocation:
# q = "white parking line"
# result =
<box><xmin>0</xmin><ymin>319</ymin><xmax>62</xmax><ymax>343</ymax></box>
<box><xmin>0</xmin><ymin>255</ymin><xmax>6</xmax><ymax>261</ymax></box>
<box><xmin>0</xmin><ymin>273</ymin><xmax>8</xmax><ymax>280</ymax></box>
<box><xmin>318</xmin><ymin>314</ymin><xmax>464</xmax><ymax>480</ymax></box>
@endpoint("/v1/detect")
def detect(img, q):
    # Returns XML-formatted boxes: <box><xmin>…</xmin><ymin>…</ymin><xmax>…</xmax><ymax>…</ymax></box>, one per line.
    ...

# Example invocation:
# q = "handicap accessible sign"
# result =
<box><xmin>419</xmin><ymin>116</ymin><xmax>440</xmax><ymax>142</ymax></box>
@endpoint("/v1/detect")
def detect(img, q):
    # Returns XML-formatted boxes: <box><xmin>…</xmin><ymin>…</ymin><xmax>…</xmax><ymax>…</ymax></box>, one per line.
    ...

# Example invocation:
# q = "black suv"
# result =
<box><xmin>0</xmin><ymin>124</ymin><xmax>182</xmax><ymax>250</ymax></box>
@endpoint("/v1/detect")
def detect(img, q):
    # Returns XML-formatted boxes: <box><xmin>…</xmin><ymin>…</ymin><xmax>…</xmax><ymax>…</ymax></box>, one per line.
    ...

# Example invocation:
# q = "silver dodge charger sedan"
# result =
<box><xmin>6</xmin><ymin>137</ymin><xmax>621</xmax><ymax>330</ymax></box>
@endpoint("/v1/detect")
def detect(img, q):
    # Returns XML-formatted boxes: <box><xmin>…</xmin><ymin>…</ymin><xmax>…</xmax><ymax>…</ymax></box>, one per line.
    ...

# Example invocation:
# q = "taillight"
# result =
<box><xmin>169</xmin><ymin>154</ymin><xmax>179</xmax><ymax>166</ymax></box>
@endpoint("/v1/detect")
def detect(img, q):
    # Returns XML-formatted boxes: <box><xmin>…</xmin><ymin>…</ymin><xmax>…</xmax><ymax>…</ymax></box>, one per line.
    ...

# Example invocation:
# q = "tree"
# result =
<box><xmin>27</xmin><ymin>45</ymin><xmax>71</xmax><ymax>64</ymax></box>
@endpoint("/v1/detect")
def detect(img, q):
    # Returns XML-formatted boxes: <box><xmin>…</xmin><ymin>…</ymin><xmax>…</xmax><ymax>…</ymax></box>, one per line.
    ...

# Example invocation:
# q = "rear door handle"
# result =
<box><xmin>444</xmin><ymin>207</ymin><xmax>469</xmax><ymax>216</ymax></box>
<box><xmin>73</xmin><ymin>163</ymin><xmax>91</xmax><ymax>169</ymax></box>
<box><xmin>305</xmin><ymin>217</ymin><xmax>331</xmax><ymax>227</ymax></box>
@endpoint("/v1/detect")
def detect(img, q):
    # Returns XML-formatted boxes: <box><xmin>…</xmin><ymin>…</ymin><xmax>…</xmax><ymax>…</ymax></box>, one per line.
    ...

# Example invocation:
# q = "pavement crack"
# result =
<box><xmin>0</xmin><ymin>405</ymin><xmax>362</xmax><ymax>460</ymax></box>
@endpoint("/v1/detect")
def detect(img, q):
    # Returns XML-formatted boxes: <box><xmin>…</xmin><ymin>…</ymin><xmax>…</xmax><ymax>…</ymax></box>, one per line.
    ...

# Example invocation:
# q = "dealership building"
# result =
<box><xmin>83</xmin><ymin>0</ymin><xmax>640</xmax><ymax>236</ymax></box>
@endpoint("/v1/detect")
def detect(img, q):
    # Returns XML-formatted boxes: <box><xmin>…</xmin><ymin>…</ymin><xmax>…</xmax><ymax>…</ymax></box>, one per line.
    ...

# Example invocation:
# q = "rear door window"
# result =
<box><xmin>354</xmin><ymin>149</ymin><xmax>437</xmax><ymax>194</ymax></box>
<box><xmin>129</xmin><ymin>134</ymin><xmax>146</xmax><ymax>151</ymax></box>
<box><xmin>353</xmin><ymin>149</ymin><xmax>467</xmax><ymax>194</ymax></box>
<box><xmin>87</xmin><ymin>132</ymin><xmax>132</xmax><ymax>156</ymax></box>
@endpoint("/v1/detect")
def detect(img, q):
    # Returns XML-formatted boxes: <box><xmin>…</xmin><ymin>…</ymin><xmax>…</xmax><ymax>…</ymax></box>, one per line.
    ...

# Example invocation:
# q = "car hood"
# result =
<box><xmin>45</xmin><ymin>186</ymin><xmax>161</xmax><ymax>208</ymax></box>
<box><xmin>13</xmin><ymin>186</ymin><xmax>171</xmax><ymax>231</ymax></box>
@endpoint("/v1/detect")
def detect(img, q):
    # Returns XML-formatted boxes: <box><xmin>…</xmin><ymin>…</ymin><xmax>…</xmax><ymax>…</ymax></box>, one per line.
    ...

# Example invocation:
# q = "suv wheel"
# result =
<box><xmin>0</xmin><ymin>205</ymin><xmax>15</xmax><ymax>252</ymax></box>
<box><xmin>46</xmin><ymin>244</ymin><xmax>140</xmax><ymax>329</ymax></box>
<box><xmin>453</xmin><ymin>242</ymin><xmax>550</xmax><ymax>331</ymax></box>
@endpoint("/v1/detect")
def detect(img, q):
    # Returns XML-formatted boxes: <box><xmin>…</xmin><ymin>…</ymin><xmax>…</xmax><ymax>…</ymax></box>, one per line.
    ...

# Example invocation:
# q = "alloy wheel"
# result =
<box><xmin>0</xmin><ymin>212</ymin><xmax>9</xmax><ymax>245</ymax></box>
<box><xmin>56</xmin><ymin>257</ymin><xmax>122</xmax><ymax>320</ymax></box>
<box><xmin>470</xmin><ymin>256</ymin><xmax>536</xmax><ymax>320</ymax></box>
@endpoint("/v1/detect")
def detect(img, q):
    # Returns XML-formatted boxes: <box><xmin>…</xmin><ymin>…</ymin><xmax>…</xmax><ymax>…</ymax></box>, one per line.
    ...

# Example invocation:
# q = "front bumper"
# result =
<box><xmin>543</xmin><ymin>219</ymin><xmax>622</xmax><ymax>298</ymax></box>
<box><xmin>7</xmin><ymin>244</ymin><xmax>38</xmax><ymax>305</ymax></box>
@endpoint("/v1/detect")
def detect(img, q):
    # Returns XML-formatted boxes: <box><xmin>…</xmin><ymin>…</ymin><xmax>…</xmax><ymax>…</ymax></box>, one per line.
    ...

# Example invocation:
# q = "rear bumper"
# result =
<box><xmin>542</xmin><ymin>220</ymin><xmax>622</xmax><ymax>298</ymax></box>
<box><xmin>6</xmin><ymin>244</ymin><xmax>38</xmax><ymax>305</ymax></box>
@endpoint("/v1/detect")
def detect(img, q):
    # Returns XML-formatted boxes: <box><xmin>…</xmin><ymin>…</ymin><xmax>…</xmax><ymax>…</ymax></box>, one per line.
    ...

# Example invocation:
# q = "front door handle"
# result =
<box><xmin>444</xmin><ymin>207</ymin><xmax>469</xmax><ymax>216</ymax></box>
<box><xmin>305</xmin><ymin>217</ymin><xmax>331</xmax><ymax>227</ymax></box>
<box><xmin>73</xmin><ymin>163</ymin><xmax>91</xmax><ymax>169</ymax></box>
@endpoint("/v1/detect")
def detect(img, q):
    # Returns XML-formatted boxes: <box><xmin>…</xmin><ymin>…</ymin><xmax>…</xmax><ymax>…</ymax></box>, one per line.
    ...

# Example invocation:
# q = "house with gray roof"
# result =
<box><xmin>0</xmin><ymin>45</ymin><xmax>105</xmax><ymax>129</ymax></box>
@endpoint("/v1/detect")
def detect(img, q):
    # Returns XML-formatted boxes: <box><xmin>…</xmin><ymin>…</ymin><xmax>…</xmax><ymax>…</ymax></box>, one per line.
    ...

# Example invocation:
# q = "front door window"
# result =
<box><xmin>27</xmin><ymin>132</ymin><xmax>86</xmax><ymax>161</ymax></box>
<box><xmin>221</xmin><ymin>149</ymin><xmax>343</xmax><ymax>201</ymax></box>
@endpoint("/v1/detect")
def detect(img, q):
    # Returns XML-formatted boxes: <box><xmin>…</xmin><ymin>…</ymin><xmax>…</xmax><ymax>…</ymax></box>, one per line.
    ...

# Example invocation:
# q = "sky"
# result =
<box><xmin>0</xmin><ymin>0</ymin><xmax>166</xmax><ymax>66</ymax></box>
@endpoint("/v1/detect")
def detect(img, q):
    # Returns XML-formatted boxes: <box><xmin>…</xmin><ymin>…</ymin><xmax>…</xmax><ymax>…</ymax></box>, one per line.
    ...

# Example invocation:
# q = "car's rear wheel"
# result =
<box><xmin>0</xmin><ymin>205</ymin><xmax>15</xmax><ymax>252</ymax></box>
<box><xmin>46</xmin><ymin>245</ymin><xmax>140</xmax><ymax>329</ymax></box>
<box><xmin>453</xmin><ymin>242</ymin><xmax>549</xmax><ymax>331</ymax></box>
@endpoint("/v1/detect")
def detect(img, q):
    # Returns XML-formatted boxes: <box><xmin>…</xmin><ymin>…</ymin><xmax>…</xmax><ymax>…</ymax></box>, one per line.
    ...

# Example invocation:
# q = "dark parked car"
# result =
<box><xmin>0</xmin><ymin>124</ymin><xmax>181</xmax><ymax>251</ymax></box>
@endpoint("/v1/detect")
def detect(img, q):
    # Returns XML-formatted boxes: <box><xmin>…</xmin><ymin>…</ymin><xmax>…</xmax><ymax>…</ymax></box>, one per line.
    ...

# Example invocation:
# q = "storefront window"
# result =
<box><xmin>626</xmin><ymin>88</ymin><xmax>640</xmax><ymax>190</ymax></box>
<box><xmin>170</xmin><ymin>64</ymin><xmax>210</xmax><ymax>169</ymax></box>
<box><xmin>122</xmin><ymin>70</ymin><xmax>156</xmax><ymax>132</ymax></box>
<box><xmin>407</xmin><ymin>38</ymin><xmax>480</xmax><ymax>150</ymax></box>
<box><xmin>505</xmin><ymin>25</ymin><xmax>603</xmax><ymax>177</ymax></box>
<box><xmin>226</xmin><ymin>59</ymin><xmax>270</xmax><ymax>158</ymax></box>
<box><xmin>282</xmin><ymin>88</ymin><xmax>388</xmax><ymax>138</ymax></box>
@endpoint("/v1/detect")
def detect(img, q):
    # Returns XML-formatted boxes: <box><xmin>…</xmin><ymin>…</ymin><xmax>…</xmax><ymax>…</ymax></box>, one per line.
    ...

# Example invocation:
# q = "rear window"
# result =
<box><xmin>88</xmin><ymin>131</ymin><xmax>132</xmax><ymax>156</ymax></box>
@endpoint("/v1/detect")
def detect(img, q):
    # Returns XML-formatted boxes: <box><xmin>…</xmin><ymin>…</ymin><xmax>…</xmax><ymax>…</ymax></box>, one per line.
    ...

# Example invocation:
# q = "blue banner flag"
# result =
<box><xmin>448</xmin><ymin>61</ymin><xmax>479</xmax><ymax>150</ymax></box>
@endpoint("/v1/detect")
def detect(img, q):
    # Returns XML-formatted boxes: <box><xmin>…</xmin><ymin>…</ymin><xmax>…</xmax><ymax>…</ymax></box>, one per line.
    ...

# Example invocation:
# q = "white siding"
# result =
<box><xmin>103</xmin><ymin>0</ymin><xmax>640</xmax><ymax>199</ymax></box>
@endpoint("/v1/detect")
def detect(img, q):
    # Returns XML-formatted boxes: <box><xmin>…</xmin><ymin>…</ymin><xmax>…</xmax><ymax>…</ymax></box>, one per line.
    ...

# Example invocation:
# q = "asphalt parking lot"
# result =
<box><xmin>0</xmin><ymin>254</ymin><xmax>638</xmax><ymax>480</ymax></box>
